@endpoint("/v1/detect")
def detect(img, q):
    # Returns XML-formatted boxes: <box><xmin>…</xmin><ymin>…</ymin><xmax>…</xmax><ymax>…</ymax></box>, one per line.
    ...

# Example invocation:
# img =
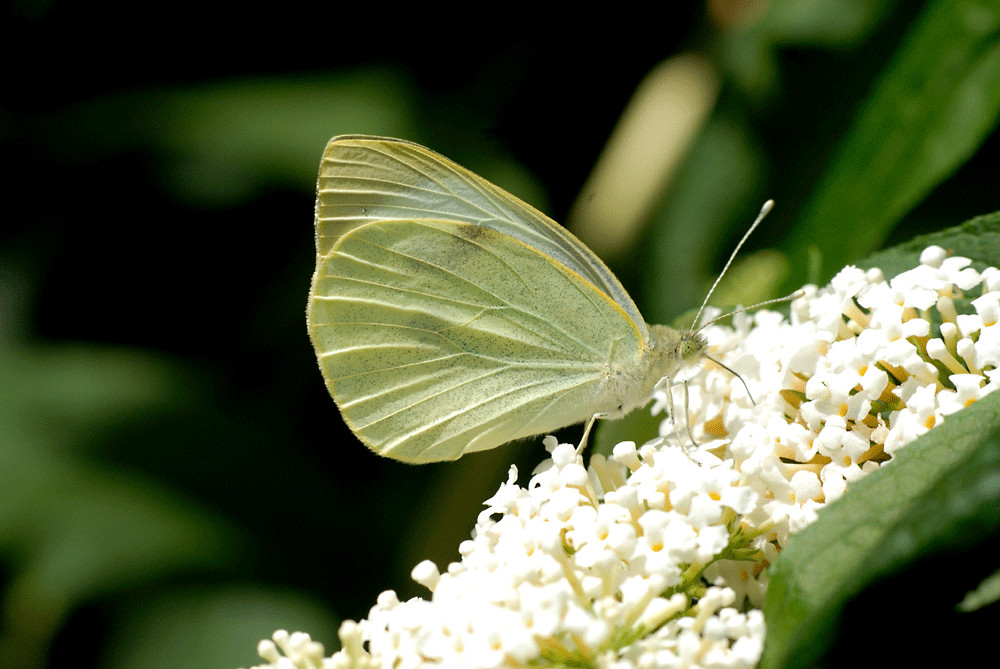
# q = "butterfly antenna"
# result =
<box><xmin>690</xmin><ymin>200</ymin><xmax>774</xmax><ymax>331</ymax></box>
<box><xmin>704</xmin><ymin>353</ymin><xmax>755</xmax><ymax>405</ymax></box>
<box><xmin>695</xmin><ymin>289</ymin><xmax>805</xmax><ymax>333</ymax></box>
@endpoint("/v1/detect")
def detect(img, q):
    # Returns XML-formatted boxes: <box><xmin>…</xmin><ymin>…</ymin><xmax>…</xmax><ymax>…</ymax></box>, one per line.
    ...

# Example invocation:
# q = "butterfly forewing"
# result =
<box><xmin>308</xmin><ymin>218</ymin><xmax>645</xmax><ymax>462</ymax></box>
<box><xmin>315</xmin><ymin>135</ymin><xmax>648</xmax><ymax>342</ymax></box>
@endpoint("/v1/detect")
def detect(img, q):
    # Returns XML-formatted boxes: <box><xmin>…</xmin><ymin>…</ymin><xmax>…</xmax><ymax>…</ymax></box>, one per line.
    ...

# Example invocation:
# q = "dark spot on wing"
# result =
<box><xmin>456</xmin><ymin>222</ymin><xmax>489</xmax><ymax>242</ymax></box>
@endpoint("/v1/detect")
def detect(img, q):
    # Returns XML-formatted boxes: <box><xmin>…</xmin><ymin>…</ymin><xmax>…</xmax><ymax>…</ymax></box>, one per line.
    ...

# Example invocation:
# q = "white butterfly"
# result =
<box><xmin>307</xmin><ymin>135</ymin><xmax>780</xmax><ymax>462</ymax></box>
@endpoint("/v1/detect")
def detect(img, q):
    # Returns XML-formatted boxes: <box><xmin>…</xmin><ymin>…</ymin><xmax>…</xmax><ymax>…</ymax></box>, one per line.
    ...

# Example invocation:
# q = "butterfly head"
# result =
<box><xmin>678</xmin><ymin>329</ymin><xmax>709</xmax><ymax>368</ymax></box>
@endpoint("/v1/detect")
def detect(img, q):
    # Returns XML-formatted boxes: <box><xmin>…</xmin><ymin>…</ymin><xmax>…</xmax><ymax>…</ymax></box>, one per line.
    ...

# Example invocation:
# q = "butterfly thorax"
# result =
<box><xmin>594</xmin><ymin>324</ymin><xmax>709</xmax><ymax>419</ymax></box>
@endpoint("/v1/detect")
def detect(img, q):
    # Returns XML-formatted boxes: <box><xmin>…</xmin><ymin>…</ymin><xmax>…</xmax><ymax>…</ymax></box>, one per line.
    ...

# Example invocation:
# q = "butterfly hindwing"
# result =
<box><xmin>308</xmin><ymin>218</ymin><xmax>645</xmax><ymax>462</ymax></box>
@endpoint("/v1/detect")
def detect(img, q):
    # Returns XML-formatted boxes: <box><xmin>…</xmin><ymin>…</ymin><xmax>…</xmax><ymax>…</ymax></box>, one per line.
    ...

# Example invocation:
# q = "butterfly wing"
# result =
<box><xmin>308</xmin><ymin>218</ymin><xmax>645</xmax><ymax>462</ymax></box>
<box><xmin>314</xmin><ymin>135</ymin><xmax>648</xmax><ymax>342</ymax></box>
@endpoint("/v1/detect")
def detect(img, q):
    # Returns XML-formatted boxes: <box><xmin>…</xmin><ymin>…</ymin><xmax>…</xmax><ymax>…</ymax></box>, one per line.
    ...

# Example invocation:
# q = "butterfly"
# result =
<box><xmin>307</xmin><ymin>135</ymin><xmax>781</xmax><ymax>462</ymax></box>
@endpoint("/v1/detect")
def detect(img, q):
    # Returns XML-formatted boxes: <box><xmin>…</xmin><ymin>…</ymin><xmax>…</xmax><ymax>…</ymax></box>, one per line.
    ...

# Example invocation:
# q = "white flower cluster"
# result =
<box><xmin>244</xmin><ymin>246</ymin><xmax>999</xmax><ymax>669</ymax></box>
<box><xmin>671</xmin><ymin>245</ymin><xmax>999</xmax><ymax>509</ymax></box>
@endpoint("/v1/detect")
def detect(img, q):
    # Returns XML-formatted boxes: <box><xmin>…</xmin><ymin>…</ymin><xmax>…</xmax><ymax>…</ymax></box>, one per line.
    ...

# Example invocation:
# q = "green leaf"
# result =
<box><xmin>760</xmin><ymin>383</ymin><xmax>1000</xmax><ymax>669</ymax></box>
<box><xmin>857</xmin><ymin>209</ymin><xmax>1000</xmax><ymax>278</ymax></box>
<box><xmin>780</xmin><ymin>0</ymin><xmax>1000</xmax><ymax>290</ymax></box>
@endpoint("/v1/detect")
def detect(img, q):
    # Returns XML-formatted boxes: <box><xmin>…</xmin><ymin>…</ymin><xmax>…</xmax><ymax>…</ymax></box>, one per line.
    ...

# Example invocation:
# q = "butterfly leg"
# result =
<box><xmin>663</xmin><ymin>377</ymin><xmax>682</xmax><ymax>447</ymax></box>
<box><xmin>662</xmin><ymin>376</ymin><xmax>675</xmax><ymax>435</ymax></box>
<box><xmin>683</xmin><ymin>379</ymin><xmax>699</xmax><ymax>447</ymax></box>
<box><xmin>577</xmin><ymin>414</ymin><xmax>599</xmax><ymax>455</ymax></box>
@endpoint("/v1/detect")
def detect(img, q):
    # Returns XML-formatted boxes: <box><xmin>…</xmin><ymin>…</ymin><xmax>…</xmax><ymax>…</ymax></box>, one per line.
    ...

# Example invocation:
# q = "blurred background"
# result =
<box><xmin>3</xmin><ymin>0</ymin><xmax>999</xmax><ymax>667</ymax></box>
